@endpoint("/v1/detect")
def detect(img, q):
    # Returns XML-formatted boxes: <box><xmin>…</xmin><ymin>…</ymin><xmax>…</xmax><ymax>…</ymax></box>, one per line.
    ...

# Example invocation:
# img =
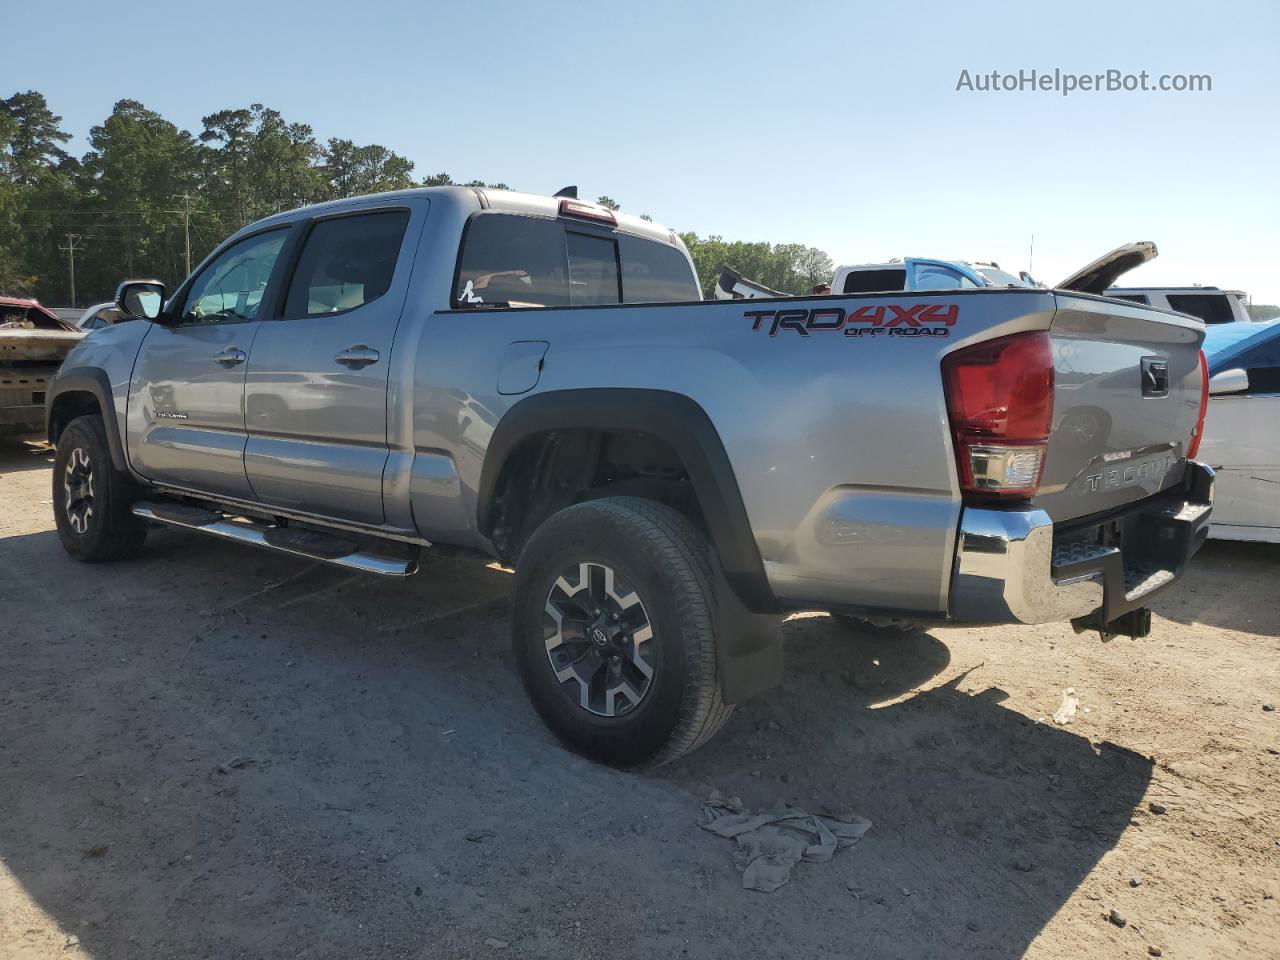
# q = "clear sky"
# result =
<box><xmin>8</xmin><ymin>0</ymin><xmax>1278</xmax><ymax>302</ymax></box>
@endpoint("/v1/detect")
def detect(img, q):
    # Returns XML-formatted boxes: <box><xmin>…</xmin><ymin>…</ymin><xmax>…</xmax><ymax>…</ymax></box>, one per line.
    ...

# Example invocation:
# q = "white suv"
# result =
<box><xmin>1105</xmin><ymin>287</ymin><xmax>1251</xmax><ymax>324</ymax></box>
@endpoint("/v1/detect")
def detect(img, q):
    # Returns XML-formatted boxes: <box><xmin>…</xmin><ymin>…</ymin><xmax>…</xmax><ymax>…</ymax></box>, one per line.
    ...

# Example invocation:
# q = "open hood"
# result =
<box><xmin>1055</xmin><ymin>241</ymin><xmax>1158</xmax><ymax>294</ymax></box>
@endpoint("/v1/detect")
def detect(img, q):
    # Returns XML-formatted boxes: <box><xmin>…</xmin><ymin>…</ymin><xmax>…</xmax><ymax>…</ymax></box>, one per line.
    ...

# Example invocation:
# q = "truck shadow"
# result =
<box><xmin>1150</xmin><ymin>538</ymin><xmax>1280</xmax><ymax>637</ymax></box>
<box><xmin>0</xmin><ymin>526</ymin><xmax>1150</xmax><ymax>959</ymax></box>
<box><xmin>664</xmin><ymin>612</ymin><xmax>1153</xmax><ymax>956</ymax></box>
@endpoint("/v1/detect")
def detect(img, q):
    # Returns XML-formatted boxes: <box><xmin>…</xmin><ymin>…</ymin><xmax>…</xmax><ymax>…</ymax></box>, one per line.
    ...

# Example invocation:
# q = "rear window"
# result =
<box><xmin>455</xmin><ymin>213</ymin><xmax>698</xmax><ymax>307</ymax></box>
<box><xmin>566</xmin><ymin>232</ymin><xmax>620</xmax><ymax>306</ymax></box>
<box><xmin>1167</xmin><ymin>293</ymin><xmax>1234</xmax><ymax>324</ymax></box>
<box><xmin>619</xmin><ymin>235</ymin><xmax>700</xmax><ymax>302</ymax></box>
<box><xmin>842</xmin><ymin>268</ymin><xmax>906</xmax><ymax>294</ymax></box>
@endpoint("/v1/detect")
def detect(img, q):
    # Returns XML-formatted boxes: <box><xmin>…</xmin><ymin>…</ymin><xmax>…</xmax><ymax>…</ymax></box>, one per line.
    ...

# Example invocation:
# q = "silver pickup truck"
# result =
<box><xmin>45</xmin><ymin>186</ymin><xmax>1214</xmax><ymax>765</ymax></box>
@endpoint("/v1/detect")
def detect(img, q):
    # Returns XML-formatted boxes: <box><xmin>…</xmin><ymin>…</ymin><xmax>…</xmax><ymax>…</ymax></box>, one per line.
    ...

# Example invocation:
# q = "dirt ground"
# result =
<box><xmin>1</xmin><ymin>435</ymin><xmax>1277</xmax><ymax>960</ymax></box>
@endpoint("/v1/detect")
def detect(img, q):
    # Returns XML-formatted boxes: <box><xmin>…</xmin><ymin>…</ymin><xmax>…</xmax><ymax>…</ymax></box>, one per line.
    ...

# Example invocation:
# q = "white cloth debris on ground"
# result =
<box><xmin>698</xmin><ymin>791</ymin><xmax>872</xmax><ymax>893</ymax></box>
<box><xmin>1053</xmin><ymin>687</ymin><xmax>1079</xmax><ymax>725</ymax></box>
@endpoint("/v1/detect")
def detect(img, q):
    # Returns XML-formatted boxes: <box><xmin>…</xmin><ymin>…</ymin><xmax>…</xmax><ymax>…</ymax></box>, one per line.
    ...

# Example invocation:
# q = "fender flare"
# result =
<box><xmin>477</xmin><ymin>388</ymin><xmax>779</xmax><ymax>615</ymax></box>
<box><xmin>46</xmin><ymin>367</ymin><xmax>129</xmax><ymax>473</ymax></box>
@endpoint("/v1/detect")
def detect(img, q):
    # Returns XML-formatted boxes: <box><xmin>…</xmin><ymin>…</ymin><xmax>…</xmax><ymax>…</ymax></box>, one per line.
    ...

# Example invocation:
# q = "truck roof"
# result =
<box><xmin>240</xmin><ymin>186</ymin><xmax>684</xmax><ymax>250</ymax></box>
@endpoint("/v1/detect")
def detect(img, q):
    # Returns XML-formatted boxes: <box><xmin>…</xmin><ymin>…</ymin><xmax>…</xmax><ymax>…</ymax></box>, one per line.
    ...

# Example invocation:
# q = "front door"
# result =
<box><xmin>127</xmin><ymin>227</ymin><xmax>291</xmax><ymax>499</ymax></box>
<box><xmin>243</xmin><ymin>205</ymin><xmax>419</xmax><ymax>525</ymax></box>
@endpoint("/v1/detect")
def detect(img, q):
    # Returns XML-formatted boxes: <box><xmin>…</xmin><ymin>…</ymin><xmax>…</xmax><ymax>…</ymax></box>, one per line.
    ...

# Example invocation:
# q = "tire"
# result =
<box><xmin>511</xmin><ymin>496</ymin><xmax>733</xmax><ymax>767</ymax></box>
<box><xmin>831</xmin><ymin>613</ymin><xmax>921</xmax><ymax>639</ymax></box>
<box><xmin>52</xmin><ymin>415</ymin><xmax>147</xmax><ymax>562</ymax></box>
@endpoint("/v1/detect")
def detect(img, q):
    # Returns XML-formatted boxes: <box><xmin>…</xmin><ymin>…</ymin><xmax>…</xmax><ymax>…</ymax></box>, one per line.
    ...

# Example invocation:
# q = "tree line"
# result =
<box><xmin>0</xmin><ymin>91</ymin><xmax>832</xmax><ymax>306</ymax></box>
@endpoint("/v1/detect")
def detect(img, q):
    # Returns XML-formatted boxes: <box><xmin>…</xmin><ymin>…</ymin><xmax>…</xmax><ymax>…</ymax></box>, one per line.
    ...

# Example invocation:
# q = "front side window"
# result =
<box><xmin>182</xmin><ymin>229</ymin><xmax>287</xmax><ymax>324</ymax></box>
<box><xmin>284</xmin><ymin>210</ymin><xmax>410</xmax><ymax>318</ymax></box>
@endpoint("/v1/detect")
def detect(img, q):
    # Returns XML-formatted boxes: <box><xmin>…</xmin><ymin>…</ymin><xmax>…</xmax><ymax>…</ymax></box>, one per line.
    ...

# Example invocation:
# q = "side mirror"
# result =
<box><xmin>1208</xmin><ymin>367</ymin><xmax>1249</xmax><ymax>396</ymax></box>
<box><xmin>115</xmin><ymin>279</ymin><xmax>167</xmax><ymax>322</ymax></box>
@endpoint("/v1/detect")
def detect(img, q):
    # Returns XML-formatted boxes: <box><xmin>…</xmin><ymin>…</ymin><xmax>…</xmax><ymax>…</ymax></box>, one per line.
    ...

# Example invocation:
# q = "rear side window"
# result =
<box><xmin>456</xmin><ymin>215</ymin><xmax>570</xmax><ymax>307</ymax></box>
<box><xmin>619</xmin><ymin>236</ymin><xmax>700</xmax><ymax>302</ymax></box>
<box><xmin>284</xmin><ymin>210</ymin><xmax>409</xmax><ymax>318</ymax></box>
<box><xmin>1111</xmin><ymin>293</ymin><xmax>1150</xmax><ymax>305</ymax></box>
<box><xmin>1167</xmin><ymin>293</ymin><xmax>1234</xmax><ymax>324</ymax></box>
<box><xmin>842</xmin><ymin>268</ymin><xmax>906</xmax><ymax>294</ymax></box>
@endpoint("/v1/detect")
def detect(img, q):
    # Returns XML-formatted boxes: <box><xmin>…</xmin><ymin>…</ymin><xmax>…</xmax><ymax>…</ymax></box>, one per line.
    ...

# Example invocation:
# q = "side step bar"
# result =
<box><xmin>132</xmin><ymin>501</ymin><xmax>419</xmax><ymax>577</ymax></box>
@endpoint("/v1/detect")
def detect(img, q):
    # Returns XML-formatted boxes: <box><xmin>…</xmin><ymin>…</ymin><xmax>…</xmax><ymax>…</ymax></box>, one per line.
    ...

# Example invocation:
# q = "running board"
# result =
<box><xmin>132</xmin><ymin>501</ymin><xmax>419</xmax><ymax>577</ymax></box>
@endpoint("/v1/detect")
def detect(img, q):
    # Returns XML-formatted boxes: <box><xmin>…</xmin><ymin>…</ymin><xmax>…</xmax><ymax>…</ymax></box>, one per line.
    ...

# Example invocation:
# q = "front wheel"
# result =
<box><xmin>511</xmin><ymin>497</ymin><xmax>733</xmax><ymax>767</ymax></box>
<box><xmin>52</xmin><ymin>415</ymin><xmax>147</xmax><ymax>562</ymax></box>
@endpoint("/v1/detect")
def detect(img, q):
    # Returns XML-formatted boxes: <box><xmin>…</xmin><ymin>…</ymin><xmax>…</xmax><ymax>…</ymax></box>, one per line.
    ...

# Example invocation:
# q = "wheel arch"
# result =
<box><xmin>46</xmin><ymin>367</ymin><xmax>128</xmax><ymax>473</ymax></box>
<box><xmin>477</xmin><ymin>388</ymin><xmax>778</xmax><ymax>614</ymax></box>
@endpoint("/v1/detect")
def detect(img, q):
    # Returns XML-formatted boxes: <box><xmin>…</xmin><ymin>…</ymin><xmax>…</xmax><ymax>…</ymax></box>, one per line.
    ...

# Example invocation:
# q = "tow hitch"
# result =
<box><xmin>1072</xmin><ymin>607</ymin><xmax>1153</xmax><ymax>642</ymax></box>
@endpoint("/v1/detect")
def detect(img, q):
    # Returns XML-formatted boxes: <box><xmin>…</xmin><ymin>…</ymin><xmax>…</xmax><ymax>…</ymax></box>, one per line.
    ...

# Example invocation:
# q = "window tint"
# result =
<box><xmin>1111</xmin><ymin>293</ymin><xmax>1150</xmax><ymax>305</ymax></box>
<box><xmin>566</xmin><ymin>232</ymin><xmax>620</xmax><ymax>306</ymax></box>
<box><xmin>842</xmin><ymin>269</ymin><xmax>906</xmax><ymax>294</ymax></box>
<box><xmin>455</xmin><ymin>214</ymin><xmax>697</xmax><ymax>308</ymax></box>
<box><xmin>619</xmin><ymin>236</ymin><xmax>700</xmax><ymax>303</ymax></box>
<box><xmin>456</xmin><ymin>215</ymin><xmax>569</xmax><ymax>307</ymax></box>
<box><xmin>1167</xmin><ymin>293</ymin><xmax>1234</xmax><ymax>324</ymax></box>
<box><xmin>284</xmin><ymin>210</ymin><xmax>409</xmax><ymax>318</ymax></box>
<box><xmin>182</xmin><ymin>229</ymin><xmax>287</xmax><ymax>324</ymax></box>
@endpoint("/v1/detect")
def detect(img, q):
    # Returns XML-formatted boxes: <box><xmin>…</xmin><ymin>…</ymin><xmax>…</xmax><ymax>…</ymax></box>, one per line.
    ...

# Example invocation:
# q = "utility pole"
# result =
<box><xmin>170</xmin><ymin>192</ymin><xmax>196</xmax><ymax>276</ymax></box>
<box><xmin>58</xmin><ymin>233</ymin><xmax>87</xmax><ymax>307</ymax></box>
<box><xmin>1028</xmin><ymin>234</ymin><xmax>1035</xmax><ymax>276</ymax></box>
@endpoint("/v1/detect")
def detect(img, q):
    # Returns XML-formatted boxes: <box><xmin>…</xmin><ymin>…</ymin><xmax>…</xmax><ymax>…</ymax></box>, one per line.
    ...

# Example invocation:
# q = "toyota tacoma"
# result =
<box><xmin>45</xmin><ymin>187</ymin><xmax>1213</xmax><ymax>765</ymax></box>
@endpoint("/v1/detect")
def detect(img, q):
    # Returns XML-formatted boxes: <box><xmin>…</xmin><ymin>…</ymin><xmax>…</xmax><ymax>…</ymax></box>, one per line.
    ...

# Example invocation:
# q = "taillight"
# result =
<box><xmin>942</xmin><ymin>331</ymin><xmax>1055</xmax><ymax>501</ymax></box>
<box><xmin>1187</xmin><ymin>349</ymin><xmax>1209</xmax><ymax>459</ymax></box>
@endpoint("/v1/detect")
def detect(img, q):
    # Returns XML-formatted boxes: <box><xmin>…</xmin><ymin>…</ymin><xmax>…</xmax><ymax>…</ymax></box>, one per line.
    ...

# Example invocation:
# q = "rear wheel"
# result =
<box><xmin>511</xmin><ymin>497</ymin><xmax>733</xmax><ymax>767</ymax></box>
<box><xmin>52</xmin><ymin>415</ymin><xmax>147</xmax><ymax>562</ymax></box>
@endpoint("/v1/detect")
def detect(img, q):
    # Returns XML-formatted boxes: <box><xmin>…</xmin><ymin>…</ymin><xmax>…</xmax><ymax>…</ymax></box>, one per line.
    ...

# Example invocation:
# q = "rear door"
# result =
<box><xmin>242</xmin><ymin>203</ymin><xmax>420</xmax><ymax>525</ymax></box>
<box><xmin>127</xmin><ymin>227</ymin><xmax>291</xmax><ymax>498</ymax></box>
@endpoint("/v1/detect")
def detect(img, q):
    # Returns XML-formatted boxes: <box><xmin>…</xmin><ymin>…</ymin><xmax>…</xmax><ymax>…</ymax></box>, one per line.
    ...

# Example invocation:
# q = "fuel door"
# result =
<box><xmin>497</xmin><ymin>340</ymin><xmax>550</xmax><ymax>395</ymax></box>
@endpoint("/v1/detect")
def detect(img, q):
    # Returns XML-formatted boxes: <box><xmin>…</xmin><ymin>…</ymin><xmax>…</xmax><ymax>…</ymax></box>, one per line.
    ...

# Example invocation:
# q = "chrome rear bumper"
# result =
<box><xmin>949</xmin><ymin>461</ymin><xmax>1214</xmax><ymax>625</ymax></box>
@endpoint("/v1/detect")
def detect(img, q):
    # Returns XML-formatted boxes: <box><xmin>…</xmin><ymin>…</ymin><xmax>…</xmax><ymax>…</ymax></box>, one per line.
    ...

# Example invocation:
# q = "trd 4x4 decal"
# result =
<box><xmin>747</xmin><ymin>303</ymin><xmax>958</xmax><ymax>337</ymax></box>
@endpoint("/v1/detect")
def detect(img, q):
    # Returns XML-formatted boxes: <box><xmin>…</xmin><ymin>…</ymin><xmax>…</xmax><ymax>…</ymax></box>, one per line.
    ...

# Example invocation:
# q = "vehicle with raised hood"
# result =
<box><xmin>45</xmin><ymin>188</ymin><xmax>1213</xmax><ymax>765</ymax></box>
<box><xmin>1</xmin><ymin>296</ymin><xmax>84</xmax><ymax>435</ymax></box>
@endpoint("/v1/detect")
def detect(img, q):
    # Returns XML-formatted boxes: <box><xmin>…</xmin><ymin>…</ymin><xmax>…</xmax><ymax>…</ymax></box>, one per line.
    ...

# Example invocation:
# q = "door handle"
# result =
<box><xmin>334</xmin><ymin>344</ymin><xmax>380</xmax><ymax>369</ymax></box>
<box><xmin>213</xmin><ymin>347</ymin><xmax>247</xmax><ymax>367</ymax></box>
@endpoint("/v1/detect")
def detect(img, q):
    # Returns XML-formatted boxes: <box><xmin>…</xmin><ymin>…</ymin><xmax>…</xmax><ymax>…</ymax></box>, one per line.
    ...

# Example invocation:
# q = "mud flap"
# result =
<box><xmin>711</xmin><ymin>558</ymin><xmax>783</xmax><ymax>704</ymax></box>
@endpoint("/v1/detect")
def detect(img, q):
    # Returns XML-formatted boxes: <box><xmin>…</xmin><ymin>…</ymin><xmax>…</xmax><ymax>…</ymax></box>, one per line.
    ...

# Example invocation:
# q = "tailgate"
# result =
<box><xmin>1033</xmin><ymin>294</ymin><xmax>1205</xmax><ymax>522</ymax></box>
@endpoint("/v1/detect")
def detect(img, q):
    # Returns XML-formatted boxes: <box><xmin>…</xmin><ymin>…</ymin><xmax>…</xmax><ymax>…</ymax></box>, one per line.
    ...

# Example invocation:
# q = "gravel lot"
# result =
<box><xmin>2</xmin><ymin>434</ymin><xmax>1278</xmax><ymax>959</ymax></box>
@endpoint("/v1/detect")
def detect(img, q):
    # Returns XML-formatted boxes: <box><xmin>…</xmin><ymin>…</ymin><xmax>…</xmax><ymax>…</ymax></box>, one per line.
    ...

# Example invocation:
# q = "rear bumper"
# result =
<box><xmin>949</xmin><ymin>461</ymin><xmax>1214</xmax><ymax>625</ymax></box>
